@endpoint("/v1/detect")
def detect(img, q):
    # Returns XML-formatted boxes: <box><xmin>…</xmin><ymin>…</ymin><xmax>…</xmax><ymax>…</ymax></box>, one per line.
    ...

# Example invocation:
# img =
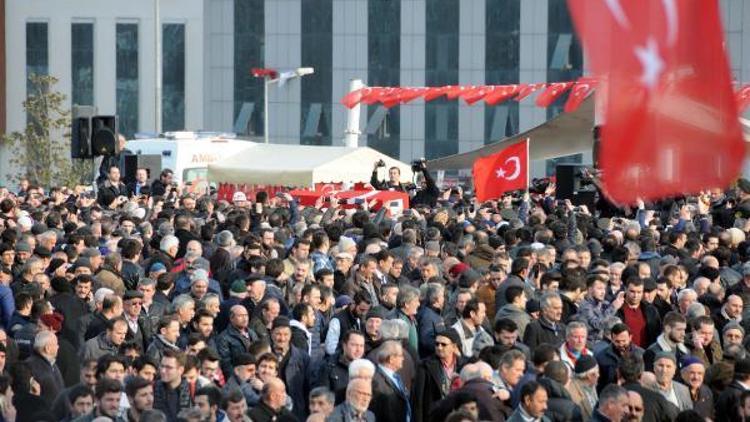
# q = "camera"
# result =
<box><xmin>411</xmin><ymin>158</ymin><xmax>426</xmax><ymax>172</ymax></box>
<box><xmin>375</xmin><ymin>159</ymin><xmax>386</xmax><ymax>168</ymax></box>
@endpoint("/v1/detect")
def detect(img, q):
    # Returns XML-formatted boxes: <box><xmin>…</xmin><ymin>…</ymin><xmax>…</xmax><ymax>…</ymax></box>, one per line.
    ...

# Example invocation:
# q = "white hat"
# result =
<box><xmin>232</xmin><ymin>191</ymin><xmax>247</xmax><ymax>203</ymax></box>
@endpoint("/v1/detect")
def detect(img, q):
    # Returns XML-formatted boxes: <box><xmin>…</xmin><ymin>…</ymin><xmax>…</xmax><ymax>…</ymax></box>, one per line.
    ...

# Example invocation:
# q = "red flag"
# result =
<box><xmin>424</xmin><ymin>86</ymin><xmax>451</xmax><ymax>102</ymax></box>
<box><xmin>564</xmin><ymin>78</ymin><xmax>598</xmax><ymax>112</ymax></box>
<box><xmin>341</xmin><ymin>89</ymin><xmax>364</xmax><ymax>109</ymax></box>
<box><xmin>462</xmin><ymin>86</ymin><xmax>494</xmax><ymax>105</ymax></box>
<box><xmin>515</xmin><ymin>83</ymin><xmax>544</xmax><ymax>101</ymax></box>
<box><xmin>484</xmin><ymin>85</ymin><xmax>520</xmax><ymax>106</ymax></box>
<box><xmin>473</xmin><ymin>139</ymin><xmax>529</xmax><ymax>201</ymax></box>
<box><xmin>360</xmin><ymin>87</ymin><xmax>384</xmax><ymax>105</ymax></box>
<box><xmin>397</xmin><ymin>87</ymin><xmax>426</xmax><ymax>104</ymax></box>
<box><xmin>568</xmin><ymin>0</ymin><xmax>744</xmax><ymax>203</ymax></box>
<box><xmin>380</xmin><ymin>88</ymin><xmax>402</xmax><ymax>108</ymax></box>
<box><xmin>536</xmin><ymin>82</ymin><xmax>573</xmax><ymax>108</ymax></box>
<box><xmin>736</xmin><ymin>85</ymin><xmax>750</xmax><ymax>113</ymax></box>
<box><xmin>445</xmin><ymin>85</ymin><xmax>467</xmax><ymax>100</ymax></box>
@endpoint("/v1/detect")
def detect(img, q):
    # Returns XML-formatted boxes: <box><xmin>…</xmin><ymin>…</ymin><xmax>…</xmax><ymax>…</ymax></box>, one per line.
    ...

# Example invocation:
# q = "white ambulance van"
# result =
<box><xmin>125</xmin><ymin>132</ymin><xmax>255</xmax><ymax>193</ymax></box>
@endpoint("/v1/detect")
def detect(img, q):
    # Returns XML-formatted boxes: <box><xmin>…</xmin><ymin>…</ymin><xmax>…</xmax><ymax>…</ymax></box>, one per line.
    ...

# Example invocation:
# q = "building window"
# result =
<box><xmin>234</xmin><ymin>0</ymin><xmax>265</xmax><ymax>136</ymax></box>
<box><xmin>546</xmin><ymin>0</ymin><xmax>583</xmax><ymax>119</ymax></box>
<box><xmin>300</xmin><ymin>0</ymin><xmax>332</xmax><ymax>145</ymax></box>
<box><xmin>425</xmin><ymin>0</ymin><xmax>460</xmax><ymax>159</ymax></box>
<box><xmin>116</xmin><ymin>23</ymin><xmax>138</xmax><ymax>139</ymax></box>
<box><xmin>71</xmin><ymin>23</ymin><xmax>94</xmax><ymax>106</ymax></box>
<box><xmin>485</xmin><ymin>0</ymin><xmax>520</xmax><ymax>144</ymax></box>
<box><xmin>367</xmin><ymin>0</ymin><xmax>401</xmax><ymax>158</ymax></box>
<box><xmin>162</xmin><ymin>23</ymin><xmax>185</xmax><ymax>132</ymax></box>
<box><xmin>26</xmin><ymin>22</ymin><xmax>48</xmax><ymax>95</ymax></box>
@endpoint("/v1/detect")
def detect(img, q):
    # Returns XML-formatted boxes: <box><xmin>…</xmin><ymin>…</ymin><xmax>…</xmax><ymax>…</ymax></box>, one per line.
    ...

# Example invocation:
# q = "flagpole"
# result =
<box><xmin>526</xmin><ymin>137</ymin><xmax>531</xmax><ymax>193</ymax></box>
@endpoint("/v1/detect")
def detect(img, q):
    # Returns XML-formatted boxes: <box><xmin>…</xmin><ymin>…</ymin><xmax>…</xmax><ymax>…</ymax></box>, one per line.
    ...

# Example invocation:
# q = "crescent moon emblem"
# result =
<box><xmin>504</xmin><ymin>157</ymin><xmax>521</xmax><ymax>181</ymax></box>
<box><xmin>662</xmin><ymin>0</ymin><xmax>678</xmax><ymax>46</ymax></box>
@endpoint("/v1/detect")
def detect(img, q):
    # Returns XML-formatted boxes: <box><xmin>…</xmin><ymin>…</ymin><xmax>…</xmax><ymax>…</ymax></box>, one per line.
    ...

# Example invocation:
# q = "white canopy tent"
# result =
<box><xmin>207</xmin><ymin>143</ymin><xmax>414</xmax><ymax>187</ymax></box>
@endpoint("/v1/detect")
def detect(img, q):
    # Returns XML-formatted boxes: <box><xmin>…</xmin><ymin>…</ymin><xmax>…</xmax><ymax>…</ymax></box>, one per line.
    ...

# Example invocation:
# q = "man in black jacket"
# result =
<box><xmin>150</xmin><ymin>169</ymin><xmax>174</xmax><ymax>197</ymax></box>
<box><xmin>96</xmin><ymin>165</ymin><xmax>128</xmax><ymax>208</ymax></box>
<box><xmin>317</xmin><ymin>330</ymin><xmax>365</xmax><ymax>404</ymax></box>
<box><xmin>617</xmin><ymin>353</ymin><xmax>677</xmax><ymax>422</ymax></box>
<box><xmin>370</xmin><ymin>340</ymin><xmax>410</xmax><ymax>422</ymax></box>
<box><xmin>615</xmin><ymin>277</ymin><xmax>662</xmax><ymax>349</ymax></box>
<box><xmin>523</xmin><ymin>292</ymin><xmax>565</xmax><ymax>355</ymax></box>
<box><xmin>716</xmin><ymin>358</ymin><xmax>750</xmax><ymax>422</ymax></box>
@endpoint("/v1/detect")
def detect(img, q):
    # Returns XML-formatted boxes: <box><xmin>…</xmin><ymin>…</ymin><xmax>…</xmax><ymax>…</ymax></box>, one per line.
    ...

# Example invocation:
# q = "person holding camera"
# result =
<box><xmin>97</xmin><ymin>165</ymin><xmax>129</xmax><ymax>208</ymax></box>
<box><xmin>370</xmin><ymin>160</ymin><xmax>409</xmax><ymax>192</ymax></box>
<box><xmin>409</xmin><ymin>159</ymin><xmax>440</xmax><ymax>208</ymax></box>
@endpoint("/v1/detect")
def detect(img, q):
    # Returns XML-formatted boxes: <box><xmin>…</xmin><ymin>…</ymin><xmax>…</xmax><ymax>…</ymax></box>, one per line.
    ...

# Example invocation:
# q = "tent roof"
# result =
<box><xmin>207</xmin><ymin>143</ymin><xmax>414</xmax><ymax>186</ymax></box>
<box><xmin>428</xmin><ymin>96</ymin><xmax>596</xmax><ymax>170</ymax></box>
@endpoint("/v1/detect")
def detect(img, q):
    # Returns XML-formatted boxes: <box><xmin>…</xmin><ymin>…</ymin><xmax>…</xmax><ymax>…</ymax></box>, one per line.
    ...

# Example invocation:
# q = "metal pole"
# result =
<box><xmin>154</xmin><ymin>0</ymin><xmax>162</xmax><ymax>134</ymax></box>
<box><xmin>344</xmin><ymin>79</ymin><xmax>363</xmax><ymax>147</ymax></box>
<box><xmin>264</xmin><ymin>78</ymin><xmax>269</xmax><ymax>143</ymax></box>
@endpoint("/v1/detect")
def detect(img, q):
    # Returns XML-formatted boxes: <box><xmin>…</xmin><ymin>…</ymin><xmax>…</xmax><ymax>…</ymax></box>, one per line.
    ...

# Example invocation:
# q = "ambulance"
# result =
<box><xmin>125</xmin><ymin>132</ymin><xmax>255</xmax><ymax>194</ymax></box>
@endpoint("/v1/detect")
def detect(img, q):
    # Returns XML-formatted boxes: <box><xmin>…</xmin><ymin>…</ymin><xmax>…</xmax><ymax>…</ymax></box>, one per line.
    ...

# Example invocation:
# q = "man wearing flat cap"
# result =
<box><xmin>270</xmin><ymin>316</ymin><xmax>310</xmax><ymax>421</ymax></box>
<box><xmin>412</xmin><ymin>329</ymin><xmax>464</xmax><ymax>422</ymax></box>
<box><xmin>680</xmin><ymin>356</ymin><xmax>713</xmax><ymax>420</ymax></box>
<box><xmin>651</xmin><ymin>351</ymin><xmax>692</xmax><ymax>411</ymax></box>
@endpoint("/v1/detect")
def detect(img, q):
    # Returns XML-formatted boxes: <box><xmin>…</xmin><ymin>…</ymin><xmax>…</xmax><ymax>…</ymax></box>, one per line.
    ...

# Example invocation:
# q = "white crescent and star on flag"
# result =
<box><xmin>495</xmin><ymin>157</ymin><xmax>521</xmax><ymax>180</ymax></box>
<box><xmin>602</xmin><ymin>0</ymin><xmax>677</xmax><ymax>90</ymax></box>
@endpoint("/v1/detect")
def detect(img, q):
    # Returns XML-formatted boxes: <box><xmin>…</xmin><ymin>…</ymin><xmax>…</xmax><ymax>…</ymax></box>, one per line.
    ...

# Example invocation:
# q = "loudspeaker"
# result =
<box><xmin>121</xmin><ymin>155</ymin><xmax>162</xmax><ymax>185</ymax></box>
<box><xmin>71</xmin><ymin>117</ymin><xmax>92</xmax><ymax>159</ymax></box>
<box><xmin>91</xmin><ymin>115</ymin><xmax>118</xmax><ymax>156</ymax></box>
<box><xmin>556</xmin><ymin>164</ymin><xmax>597</xmax><ymax>210</ymax></box>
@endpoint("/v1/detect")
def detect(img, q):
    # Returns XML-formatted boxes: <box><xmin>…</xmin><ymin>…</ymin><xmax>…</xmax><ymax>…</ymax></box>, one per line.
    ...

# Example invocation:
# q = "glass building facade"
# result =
<box><xmin>546</xmin><ymin>0</ymin><xmax>583</xmax><ymax>119</ymax></box>
<box><xmin>162</xmin><ymin>23</ymin><xmax>185</xmax><ymax>131</ymax></box>
<box><xmin>485</xmin><ymin>0</ymin><xmax>520</xmax><ymax>144</ymax></box>
<box><xmin>300</xmin><ymin>0</ymin><xmax>333</xmax><ymax>145</ymax></box>
<box><xmin>367</xmin><ymin>0</ymin><xmax>401</xmax><ymax>158</ymax></box>
<box><xmin>234</xmin><ymin>0</ymin><xmax>265</xmax><ymax>136</ymax></box>
<box><xmin>71</xmin><ymin>23</ymin><xmax>94</xmax><ymax>106</ymax></box>
<box><xmin>26</xmin><ymin>22</ymin><xmax>49</xmax><ymax>96</ymax></box>
<box><xmin>116</xmin><ymin>23</ymin><xmax>139</xmax><ymax>139</ymax></box>
<box><xmin>425</xmin><ymin>0</ymin><xmax>460</xmax><ymax>159</ymax></box>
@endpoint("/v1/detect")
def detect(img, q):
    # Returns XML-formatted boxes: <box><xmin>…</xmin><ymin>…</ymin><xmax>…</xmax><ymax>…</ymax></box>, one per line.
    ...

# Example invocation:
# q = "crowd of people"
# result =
<box><xmin>1</xmin><ymin>161</ymin><xmax>750</xmax><ymax>422</ymax></box>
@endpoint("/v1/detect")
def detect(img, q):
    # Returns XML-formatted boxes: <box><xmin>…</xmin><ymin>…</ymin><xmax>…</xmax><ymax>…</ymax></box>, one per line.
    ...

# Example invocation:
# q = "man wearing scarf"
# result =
<box><xmin>559</xmin><ymin>321</ymin><xmax>593</xmax><ymax>371</ymax></box>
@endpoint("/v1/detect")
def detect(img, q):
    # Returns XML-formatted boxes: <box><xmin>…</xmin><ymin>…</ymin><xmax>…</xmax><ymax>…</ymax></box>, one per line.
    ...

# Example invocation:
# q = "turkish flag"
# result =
<box><xmin>536</xmin><ymin>82</ymin><xmax>574</xmax><ymax>108</ymax></box>
<box><xmin>568</xmin><ymin>0</ymin><xmax>744</xmax><ymax>203</ymax></box>
<box><xmin>341</xmin><ymin>88</ymin><xmax>365</xmax><ymax>109</ymax></box>
<box><xmin>564</xmin><ymin>78</ymin><xmax>598</xmax><ymax>112</ymax></box>
<box><xmin>515</xmin><ymin>83</ymin><xmax>544</xmax><ymax>102</ymax></box>
<box><xmin>484</xmin><ymin>85</ymin><xmax>520</xmax><ymax>106</ymax></box>
<box><xmin>473</xmin><ymin>139</ymin><xmax>529</xmax><ymax>201</ymax></box>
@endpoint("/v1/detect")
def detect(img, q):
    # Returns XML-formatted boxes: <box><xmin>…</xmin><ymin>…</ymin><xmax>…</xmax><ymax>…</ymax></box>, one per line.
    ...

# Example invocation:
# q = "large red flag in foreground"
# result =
<box><xmin>473</xmin><ymin>139</ymin><xmax>529</xmax><ymax>202</ymax></box>
<box><xmin>567</xmin><ymin>0</ymin><xmax>744</xmax><ymax>203</ymax></box>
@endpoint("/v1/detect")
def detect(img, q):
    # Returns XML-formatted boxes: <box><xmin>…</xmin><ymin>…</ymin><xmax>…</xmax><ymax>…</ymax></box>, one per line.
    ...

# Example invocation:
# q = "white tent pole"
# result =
<box><xmin>344</xmin><ymin>79</ymin><xmax>364</xmax><ymax>147</ymax></box>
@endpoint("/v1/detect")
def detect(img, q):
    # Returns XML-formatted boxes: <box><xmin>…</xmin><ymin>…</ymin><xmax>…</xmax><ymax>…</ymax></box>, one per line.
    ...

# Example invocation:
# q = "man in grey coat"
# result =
<box><xmin>495</xmin><ymin>286</ymin><xmax>531</xmax><ymax>337</ymax></box>
<box><xmin>326</xmin><ymin>378</ymin><xmax>375</xmax><ymax>422</ymax></box>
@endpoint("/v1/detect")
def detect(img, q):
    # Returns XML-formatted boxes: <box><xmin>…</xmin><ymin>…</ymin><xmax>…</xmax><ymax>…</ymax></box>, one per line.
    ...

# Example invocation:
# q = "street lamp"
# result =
<box><xmin>257</xmin><ymin>67</ymin><xmax>315</xmax><ymax>144</ymax></box>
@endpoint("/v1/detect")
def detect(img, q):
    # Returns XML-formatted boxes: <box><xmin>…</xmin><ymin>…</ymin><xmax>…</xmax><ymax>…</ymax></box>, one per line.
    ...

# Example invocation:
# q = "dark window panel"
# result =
<box><xmin>116</xmin><ymin>23</ymin><xmax>139</xmax><ymax>139</ymax></box>
<box><xmin>485</xmin><ymin>0</ymin><xmax>520</xmax><ymax>145</ymax></box>
<box><xmin>300</xmin><ymin>0</ymin><xmax>333</xmax><ymax>145</ymax></box>
<box><xmin>546</xmin><ymin>0</ymin><xmax>583</xmax><ymax>120</ymax></box>
<box><xmin>26</xmin><ymin>22</ymin><xmax>49</xmax><ymax>95</ymax></box>
<box><xmin>162</xmin><ymin>24</ymin><xmax>185</xmax><ymax>132</ymax></box>
<box><xmin>72</xmin><ymin>23</ymin><xmax>94</xmax><ymax>106</ymax></box>
<box><xmin>367</xmin><ymin>0</ymin><xmax>401</xmax><ymax>158</ymax></box>
<box><xmin>234</xmin><ymin>0</ymin><xmax>265</xmax><ymax>136</ymax></box>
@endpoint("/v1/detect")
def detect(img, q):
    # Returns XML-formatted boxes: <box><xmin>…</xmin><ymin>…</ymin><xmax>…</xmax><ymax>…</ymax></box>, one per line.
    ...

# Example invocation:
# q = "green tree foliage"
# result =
<box><xmin>2</xmin><ymin>74</ymin><xmax>93</xmax><ymax>187</ymax></box>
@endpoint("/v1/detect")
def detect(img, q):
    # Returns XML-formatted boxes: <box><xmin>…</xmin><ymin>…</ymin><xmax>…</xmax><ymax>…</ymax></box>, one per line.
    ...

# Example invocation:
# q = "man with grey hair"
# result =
<box><xmin>308</xmin><ymin>386</ymin><xmax>335</xmax><ymax>417</ymax></box>
<box><xmin>328</xmin><ymin>378</ymin><xmax>376</xmax><ymax>422</ymax></box>
<box><xmin>26</xmin><ymin>329</ymin><xmax>64</xmax><ymax>403</ymax></box>
<box><xmin>417</xmin><ymin>282</ymin><xmax>446</xmax><ymax>358</ymax></box>
<box><xmin>594</xmin><ymin>385</ymin><xmax>630</xmax><ymax>422</ymax></box>
<box><xmin>349</xmin><ymin>358</ymin><xmax>376</xmax><ymax>381</ymax></box>
<box><xmin>367</xmin><ymin>318</ymin><xmax>416</xmax><ymax>392</ymax></box>
<box><xmin>152</xmin><ymin>234</ymin><xmax>179</xmax><ymax>271</ymax></box>
<box><xmin>523</xmin><ymin>292</ymin><xmax>565</xmax><ymax>354</ymax></box>
<box><xmin>559</xmin><ymin>321</ymin><xmax>593</xmax><ymax>370</ymax></box>
<box><xmin>676</xmin><ymin>288</ymin><xmax>698</xmax><ymax>316</ymax></box>
<box><xmin>371</xmin><ymin>340</ymin><xmax>409</xmax><ymax>422</ymax></box>
<box><xmin>429</xmin><ymin>361</ymin><xmax>505</xmax><ymax>421</ymax></box>
<box><xmin>394</xmin><ymin>285</ymin><xmax>420</xmax><ymax>353</ymax></box>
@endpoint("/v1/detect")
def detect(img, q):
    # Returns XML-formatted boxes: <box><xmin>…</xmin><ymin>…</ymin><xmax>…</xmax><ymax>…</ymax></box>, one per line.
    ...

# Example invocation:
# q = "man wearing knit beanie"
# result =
<box><xmin>569</xmin><ymin>355</ymin><xmax>599</xmax><ymax>420</ymax></box>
